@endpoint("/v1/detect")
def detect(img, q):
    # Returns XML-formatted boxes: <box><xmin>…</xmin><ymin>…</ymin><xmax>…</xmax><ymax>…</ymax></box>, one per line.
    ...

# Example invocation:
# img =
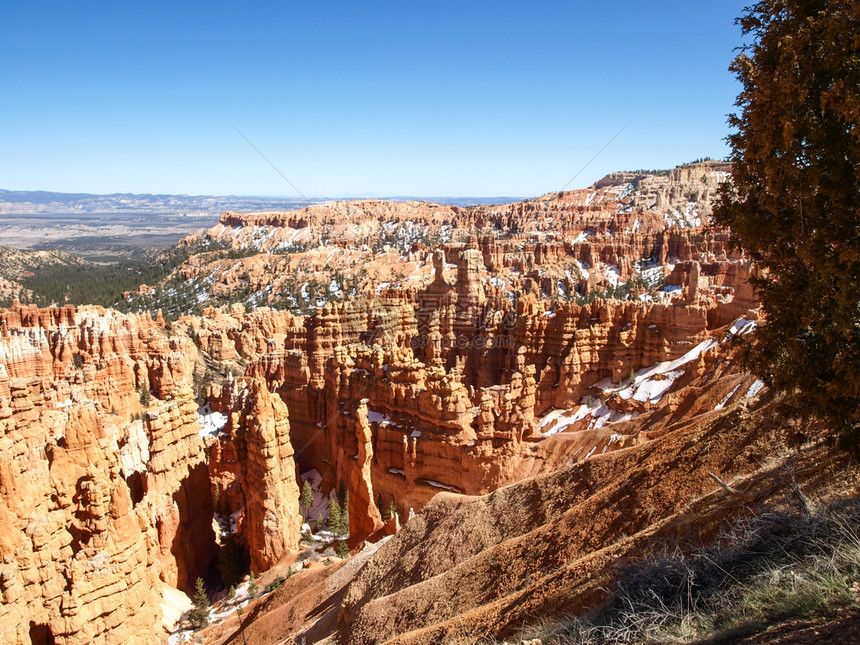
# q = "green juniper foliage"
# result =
<box><xmin>714</xmin><ymin>0</ymin><xmax>860</xmax><ymax>453</ymax></box>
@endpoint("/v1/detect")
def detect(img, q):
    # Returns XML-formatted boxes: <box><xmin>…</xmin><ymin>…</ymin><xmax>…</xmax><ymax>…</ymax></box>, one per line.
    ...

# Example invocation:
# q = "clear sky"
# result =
<box><xmin>1</xmin><ymin>1</ymin><xmax>749</xmax><ymax>198</ymax></box>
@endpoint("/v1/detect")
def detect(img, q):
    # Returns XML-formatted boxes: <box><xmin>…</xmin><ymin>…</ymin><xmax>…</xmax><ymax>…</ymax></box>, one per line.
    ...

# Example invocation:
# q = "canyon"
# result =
<box><xmin>0</xmin><ymin>161</ymin><xmax>852</xmax><ymax>644</ymax></box>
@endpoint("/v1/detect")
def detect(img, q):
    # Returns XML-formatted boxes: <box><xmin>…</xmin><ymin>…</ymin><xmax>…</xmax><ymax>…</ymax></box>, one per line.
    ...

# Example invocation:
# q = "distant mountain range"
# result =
<box><xmin>0</xmin><ymin>189</ymin><xmax>524</xmax><ymax>215</ymax></box>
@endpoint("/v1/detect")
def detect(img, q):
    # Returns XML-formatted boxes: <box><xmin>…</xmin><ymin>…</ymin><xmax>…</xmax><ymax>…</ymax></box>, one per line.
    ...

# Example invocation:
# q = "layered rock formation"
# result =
<box><xmin>199</xmin><ymin>241</ymin><xmax>757</xmax><ymax>525</ymax></box>
<box><xmin>0</xmin><ymin>398</ymin><xmax>161</xmax><ymax>645</ymax></box>
<box><xmin>155</xmin><ymin>161</ymin><xmax>735</xmax><ymax>318</ymax></box>
<box><xmin>236</xmin><ymin>377</ymin><xmax>301</xmax><ymax>572</ymax></box>
<box><xmin>0</xmin><ymin>305</ymin><xmax>215</xmax><ymax>643</ymax></box>
<box><xmin>348</xmin><ymin>400</ymin><xmax>383</xmax><ymax>540</ymax></box>
<box><xmin>144</xmin><ymin>394</ymin><xmax>215</xmax><ymax>591</ymax></box>
<box><xmin>211</xmin><ymin>160</ymin><xmax>730</xmax><ymax>252</ymax></box>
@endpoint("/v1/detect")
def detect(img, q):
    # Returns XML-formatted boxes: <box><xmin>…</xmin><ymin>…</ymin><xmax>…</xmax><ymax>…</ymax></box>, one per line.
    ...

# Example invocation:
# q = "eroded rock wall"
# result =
<box><xmin>237</xmin><ymin>377</ymin><xmax>301</xmax><ymax>572</ymax></box>
<box><xmin>0</xmin><ymin>305</ymin><xmax>216</xmax><ymax>643</ymax></box>
<box><xmin>202</xmin><ymin>244</ymin><xmax>757</xmax><ymax>521</ymax></box>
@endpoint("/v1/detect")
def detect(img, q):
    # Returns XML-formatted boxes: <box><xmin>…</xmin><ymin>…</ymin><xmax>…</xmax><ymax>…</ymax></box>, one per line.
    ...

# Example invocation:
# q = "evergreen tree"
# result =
<box><xmin>327</xmin><ymin>497</ymin><xmax>342</xmax><ymax>535</ymax></box>
<box><xmin>714</xmin><ymin>0</ymin><xmax>860</xmax><ymax>452</ymax></box>
<box><xmin>300</xmin><ymin>480</ymin><xmax>314</xmax><ymax>519</ymax></box>
<box><xmin>188</xmin><ymin>577</ymin><xmax>209</xmax><ymax>629</ymax></box>
<box><xmin>217</xmin><ymin>525</ymin><xmax>246</xmax><ymax>589</ymax></box>
<box><xmin>336</xmin><ymin>540</ymin><xmax>350</xmax><ymax>558</ymax></box>
<box><xmin>340</xmin><ymin>490</ymin><xmax>350</xmax><ymax>535</ymax></box>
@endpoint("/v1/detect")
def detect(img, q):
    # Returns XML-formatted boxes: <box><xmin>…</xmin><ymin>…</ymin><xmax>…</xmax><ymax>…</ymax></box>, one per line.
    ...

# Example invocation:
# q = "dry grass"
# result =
<box><xmin>519</xmin><ymin>496</ymin><xmax>860</xmax><ymax>644</ymax></box>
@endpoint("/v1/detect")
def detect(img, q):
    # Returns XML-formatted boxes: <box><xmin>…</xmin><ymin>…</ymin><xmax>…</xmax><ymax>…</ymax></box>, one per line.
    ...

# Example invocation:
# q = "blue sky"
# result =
<box><xmin>1</xmin><ymin>1</ymin><xmax>749</xmax><ymax>198</ymax></box>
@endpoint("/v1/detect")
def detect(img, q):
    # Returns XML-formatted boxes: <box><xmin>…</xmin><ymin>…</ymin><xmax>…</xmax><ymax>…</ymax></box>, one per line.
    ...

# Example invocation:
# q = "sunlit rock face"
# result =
<box><xmin>0</xmin><ymin>305</ymin><xmax>215</xmax><ymax>643</ymax></box>
<box><xmin>204</xmin><ymin>240</ymin><xmax>756</xmax><ymax>522</ymax></box>
<box><xmin>237</xmin><ymin>376</ymin><xmax>301</xmax><ymax>572</ymax></box>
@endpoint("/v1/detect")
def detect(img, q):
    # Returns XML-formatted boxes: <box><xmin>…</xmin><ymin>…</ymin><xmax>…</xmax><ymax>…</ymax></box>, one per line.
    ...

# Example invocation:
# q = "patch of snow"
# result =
<box><xmin>419</xmin><ymin>479</ymin><xmax>462</xmax><ymax>493</ymax></box>
<box><xmin>636</xmin><ymin>263</ymin><xmax>665</xmax><ymax>288</ymax></box>
<box><xmin>367</xmin><ymin>409</ymin><xmax>395</xmax><ymax>426</ymax></box>
<box><xmin>714</xmin><ymin>383</ymin><xmax>742</xmax><ymax>410</ymax></box>
<box><xmin>217</xmin><ymin>510</ymin><xmax>242</xmax><ymax>534</ymax></box>
<box><xmin>301</xmin><ymin>469</ymin><xmax>333</xmax><ymax>522</ymax></box>
<box><xmin>198</xmin><ymin>405</ymin><xmax>228</xmax><ymax>438</ymax></box>
<box><xmin>162</xmin><ymin>584</ymin><xmax>192</xmax><ymax>634</ymax></box>
<box><xmin>587</xmin><ymin>403</ymin><xmax>638</xmax><ymax>430</ymax></box>
<box><xmin>602</xmin><ymin>433</ymin><xmax>624</xmax><ymax>453</ymax></box>
<box><xmin>538</xmin><ymin>408</ymin><xmax>566</xmax><ymax>429</ymax></box>
<box><xmin>637</xmin><ymin>338</ymin><xmax>718</xmax><ymax>380</ymax></box>
<box><xmin>744</xmin><ymin>379</ymin><xmax>766</xmax><ymax>399</ymax></box>
<box><xmin>725</xmin><ymin>317</ymin><xmax>757</xmax><ymax>340</ymax></box>
<box><xmin>604</xmin><ymin>264</ymin><xmax>622</xmax><ymax>287</ymax></box>
<box><xmin>628</xmin><ymin>370</ymin><xmax>684</xmax><ymax>403</ymax></box>
<box><xmin>538</xmin><ymin>402</ymin><xmax>598</xmax><ymax>435</ymax></box>
<box><xmin>592</xmin><ymin>338</ymin><xmax>717</xmax><ymax>406</ymax></box>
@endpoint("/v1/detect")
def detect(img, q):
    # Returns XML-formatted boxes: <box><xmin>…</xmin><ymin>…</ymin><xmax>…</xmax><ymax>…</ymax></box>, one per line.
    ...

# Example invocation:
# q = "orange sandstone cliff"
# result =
<box><xmin>0</xmin><ymin>305</ymin><xmax>215</xmax><ymax>643</ymax></box>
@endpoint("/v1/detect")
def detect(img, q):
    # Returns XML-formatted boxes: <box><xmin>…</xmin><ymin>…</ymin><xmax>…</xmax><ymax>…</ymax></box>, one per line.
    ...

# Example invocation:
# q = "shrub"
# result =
<box><xmin>264</xmin><ymin>576</ymin><xmax>285</xmax><ymax>593</ymax></box>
